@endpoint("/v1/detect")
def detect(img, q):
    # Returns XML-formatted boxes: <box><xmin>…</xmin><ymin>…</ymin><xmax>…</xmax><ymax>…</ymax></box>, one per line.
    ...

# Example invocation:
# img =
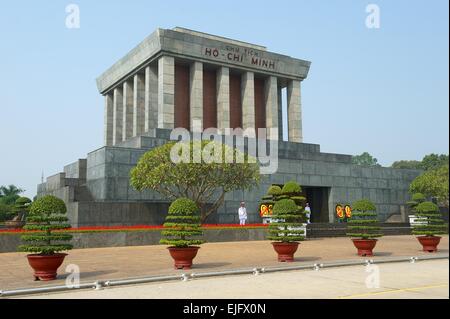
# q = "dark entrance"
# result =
<box><xmin>302</xmin><ymin>187</ymin><xmax>330</xmax><ymax>223</ymax></box>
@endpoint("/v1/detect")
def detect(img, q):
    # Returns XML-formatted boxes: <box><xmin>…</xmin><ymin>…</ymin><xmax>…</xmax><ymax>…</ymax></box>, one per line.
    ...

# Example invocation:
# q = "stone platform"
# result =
<box><xmin>37</xmin><ymin>129</ymin><xmax>421</xmax><ymax>227</ymax></box>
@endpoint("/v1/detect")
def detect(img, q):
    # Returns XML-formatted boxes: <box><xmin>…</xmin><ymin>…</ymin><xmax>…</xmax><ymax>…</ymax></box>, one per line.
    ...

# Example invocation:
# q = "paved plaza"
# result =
<box><xmin>18</xmin><ymin>259</ymin><xmax>449</xmax><ymax>299</ymax></box>
<box><xmin>0</xmin><ymin>235</ymin><xmax>448</xmax><ymax>293</ymax></box>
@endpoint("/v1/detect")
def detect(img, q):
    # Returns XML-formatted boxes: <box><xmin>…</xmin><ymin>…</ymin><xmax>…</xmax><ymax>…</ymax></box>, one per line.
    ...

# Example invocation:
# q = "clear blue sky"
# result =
<box><xmin>0</xmin><ymin>0</ymin><xmax>448</xmax><ymax>198</ymax></box>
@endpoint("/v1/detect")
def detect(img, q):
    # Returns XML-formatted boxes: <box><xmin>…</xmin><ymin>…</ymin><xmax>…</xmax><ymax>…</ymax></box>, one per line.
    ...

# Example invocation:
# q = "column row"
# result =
<box><xmin>104</xmin><ymin>56</ymin><xmax>303</xmax><ymax>145</ymax></box>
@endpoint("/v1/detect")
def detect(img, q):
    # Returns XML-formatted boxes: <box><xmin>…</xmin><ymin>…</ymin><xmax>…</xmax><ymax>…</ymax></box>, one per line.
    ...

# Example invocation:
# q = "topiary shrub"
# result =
<box><xmin>281</xmin><ymin>181</ymin><xmax>306</xmax><ymax>222</ymax></box>
<box><xmin>267</xmin><ymin>185</ymin><xmax>282</xmax><ymax>197</ymax></box>
<box><xmin>267</xmin><ymin>199</ymin><xmax>305</xmax><ymax>242</ymax></box>
<box><xmin>160</xmin><ymin>198</ymin><xmax>204</xmax><ymax>248</ymax></box>
<box><xmin>406</xmin><ymin>193</ymin><xmax>426</xmax><ymax>212</ymax></box>
<box><xmin>346</xmin><ymin>199</ymin><xmax>383</xmax><ymax>239</ymax></box>
<box><xmin>412</xmin><ymin>201</ymin><xmax>447</xmax><ymax>236</ymax></box>
<box><xmin>13</xmin><ymin>197</ymin><xmax>32</xmax><ymax>220</ymax></box>
<box><xmin>18</xmin><ymin>195</ymin><xmax>72</xmax><ymax>255</ymax></box>
<box><xmin>281</xmin><ymin>181</ymin><xmax>301</xmax><ymax>195</ymax></box>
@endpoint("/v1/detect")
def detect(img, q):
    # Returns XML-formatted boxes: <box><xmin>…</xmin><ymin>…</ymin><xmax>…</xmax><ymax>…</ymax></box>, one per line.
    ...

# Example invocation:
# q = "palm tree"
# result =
<box><xmin>0</xmin><ymin>185</ymin><xmax>24</xmax><ymax>205</ymax></box>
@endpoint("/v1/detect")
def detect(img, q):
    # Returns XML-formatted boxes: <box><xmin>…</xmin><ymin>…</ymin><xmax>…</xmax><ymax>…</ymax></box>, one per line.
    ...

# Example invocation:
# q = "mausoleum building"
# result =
<box><xmin>38</xmin><ymin>27</ymin><xmax>421</xmax><ymax>227</ymax></box>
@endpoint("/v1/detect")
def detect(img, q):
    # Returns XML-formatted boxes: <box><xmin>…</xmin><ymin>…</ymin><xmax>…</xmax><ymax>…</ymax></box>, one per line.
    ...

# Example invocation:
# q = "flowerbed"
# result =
<box><xmin>0</xmin><ymin>223</ymin><xmax>268</xmax><ymax>234</ymax></box>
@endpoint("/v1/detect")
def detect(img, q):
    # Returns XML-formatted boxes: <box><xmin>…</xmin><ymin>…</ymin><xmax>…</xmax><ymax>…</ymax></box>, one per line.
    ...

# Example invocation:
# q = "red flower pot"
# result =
<box><xmin>26</xmin><ymin>253</ymin><xmax>67</xmax><ymax>281</ymax></box>
<box><xmin>167</xmin><ymin>246</ymin><xmax>200</xmax><ymax>270</ymax></box>
<box><xmin>271</xmin><ymin>242</ymin><xmax>299</xmax><ymax>262</ymax></box>
<box><xmin>417</xmin><ymin>236</ymin><xmax>441</xmax><ymax>252</ymax></box>
<box><xmin>351</xmin><ymin>239</ymin><xmax>378</xmax><ymax>256</ymax></box>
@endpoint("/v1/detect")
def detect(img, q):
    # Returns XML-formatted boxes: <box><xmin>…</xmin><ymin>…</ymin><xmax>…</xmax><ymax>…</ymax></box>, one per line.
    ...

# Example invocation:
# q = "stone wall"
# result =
<box><xmin>37</xmin><ymin>130</ymin><xmax>421</xmax><ymax>227</ymax></box>
<box><xmin>0</xmin><ymin>224</ymin><xmax>416</xmax><ymax>253</ymax></box>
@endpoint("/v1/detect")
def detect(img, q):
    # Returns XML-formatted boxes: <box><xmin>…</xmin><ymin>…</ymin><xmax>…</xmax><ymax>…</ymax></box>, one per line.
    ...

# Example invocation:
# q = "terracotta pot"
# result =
<box><xmin>417</xmin><ymin>236</ymin><xmax>441</xmax><ymax>252</ymax></box>
<box><xmin>351</xmin><ymin>239</ymin><xmax>378</xmax><ymax>256</ymax></box>
<box><xmin>167</xmin><ymin>246</ymin><xmax>200</xmax><ymax>270</ymax></box>
<box><xmin>26</xmin><ymin>253</ymin><xmax>67</xmax><ymax>281</ymax></box>
<box><xmin>271</xmin><ymin>242</ymin><xmax>299</xmax><ymax>262</ymax></box>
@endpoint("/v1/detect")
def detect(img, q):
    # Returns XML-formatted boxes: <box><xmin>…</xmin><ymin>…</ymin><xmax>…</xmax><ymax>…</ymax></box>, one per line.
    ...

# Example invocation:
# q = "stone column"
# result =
<box><xmin>133</xmin><ymin>73</ymin><xmax>145</xmax><ymax>137</ymax></box>
<box><xmin>122</xmin><ymin>80</ymin><xmax>134</xmax><ymax>141</ymax></box>
<box><xmin>264</xmin><ymin>76</ymin><xmax>278</xmax><ymax>140</ymax></box>
<box><xmin>112</xmin><ymin>87</ymin><xmax>123</xmax><ymax>145</ymax></box>
<box><xmin>216</xmin><ymin>66</ymin><xmax>230</xmax><ymax>132</ymax></box>
<box><xmin>277</xmin><ymin>86</ymin><xmax>283</xmax><ymax>141</ymax></box>
<box><xmin>158</xmin><ymin>56</ymin><xmax>175</xmax><ymax>129</ymax></box>
<box><xmin>190</xmin><ymin>61</ymin><xmax>203</xmax><ymax>130</ymax></box>
<box><xmin>104</xmin><ymin>93</ymin><xmax>114</xmax><ymax>146</ymax></box>
<box><xmin>145</xmin><ymin>65</ymin><xmax>158</xmax><ymax>132</ymax></box>
<box><xmin>287</xmin><ymin>80</ymin><xmax>303</xmax><ymax>143</ymax></box>
<box><xmin>241</xmin><ymin>71</ymin><xmax>255</xmax><ymax>137</ymax></box>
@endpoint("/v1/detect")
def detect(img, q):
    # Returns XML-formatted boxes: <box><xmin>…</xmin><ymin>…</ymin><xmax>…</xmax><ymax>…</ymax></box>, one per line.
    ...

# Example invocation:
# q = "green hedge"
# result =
<box><xmin>267</xmin><ymin>199</ymin><xmax>305</xmax><ymax>242</ymax></box>
<box><xmin>18</xmin><ymin>195</ymin><xmax>72</xmax><ymax>254</ymax></box>
<box><xmin>347</xmin><ymin>199</ymin><xmax>382</xmax><ymax>239</ymax></box>
<box><xmin>160</xmin><ymin>198</ymin><xmax>204</xmax><ymax>248</ymax></box>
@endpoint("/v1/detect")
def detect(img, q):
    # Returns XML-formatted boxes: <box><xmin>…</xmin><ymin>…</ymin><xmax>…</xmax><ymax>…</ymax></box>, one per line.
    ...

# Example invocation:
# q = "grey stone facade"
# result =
<box><xmin>36</xmin><ymin>27</ymin><xmax>421</xmax><ymax>227</ymax></box>
<box><xmin>37</xmin><ymin>129</ymin><xmax>420</xmax><ymax>227</ymax></box>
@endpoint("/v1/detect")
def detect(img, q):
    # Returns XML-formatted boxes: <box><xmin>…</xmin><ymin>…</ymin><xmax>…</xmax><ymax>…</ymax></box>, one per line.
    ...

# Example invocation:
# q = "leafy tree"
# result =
<box><xmin>391</xmin><ymin>160</ymin><xmax>421</xmax><ymax>170</ymax></box>
<box><xmin>0</xmin><ymin>185</ymin><xmax>24</xmax><ymax>205</ymax></box>
<box><xmin>19</xmin><ymin>195</ymin><xmax>72</xmax><ymax>255</ymax></box>
<box><xmin>0</xmin><ymin>203</ymin><xmax>13</xmax><ymax>222</ymax></box>
<box><xmin>412</xmin><ymin>201</ymin><xmax>447</xmax><ymax>236</ymax></box>
<box><xmin>352</xmin><ymin>152</ymin><xmax>381</xmax><ymax>167</ymax></box>
<box><xmin>267</xmin><ymin>199</ymin><xmax>305</xmax><ymax>242</ymax></box>
<box><xmin>410</xmin><ymin>165</ymin><xmax>449</xmax><ymax>208</ymax></box>
<box><xmin>346</xmin><ymin>199</ymin><xmax>383</xmax><ymax>239</ymax></box>
<box><xmin>419</xmin><ymin>154</ymin><xmax>449</xmax><ymax>171</ymax></box>
<box><xmin>131</xmin><ymin>141</ymin><xmax>261</xmax><ymax>223</ymax></box>
<box><xmin>160</xmin><ymin>198</ymin><xmax>204</xmax><ymax>248</ymax></box>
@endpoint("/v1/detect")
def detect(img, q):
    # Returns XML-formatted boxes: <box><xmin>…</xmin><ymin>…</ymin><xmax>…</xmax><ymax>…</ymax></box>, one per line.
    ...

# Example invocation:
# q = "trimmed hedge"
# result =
<box><xmin>346</xmin><ymin>199</ymin><xmax>382</xmax><ymax>239</ymax></box>
<box><xmin>18</xmin><ymin>195</ymin><xmax>72</xmax><ymax>254</ymax></box>
<box><xmin>160</xmin><ymin>198</ymin><xmax>204</xmax><ymax>248</ymax></box>
<box><xmin>267</xmin><ymin>185</ymin><xmax>282</xmax><ymax>196</ymax></box>
<box><xmin>406</xmin><ymin>193</ymin><xmax>426</xmax><ymax>212</ymax></box>
<box><xmin>267</xmin><ymin>199</ymin><xmax>305</xmax><ymax>242</ymax></box>
<box><xmin>412</xmin><ymin>201</ymin><xmax>447</xmax><ymax>236</ymax></box>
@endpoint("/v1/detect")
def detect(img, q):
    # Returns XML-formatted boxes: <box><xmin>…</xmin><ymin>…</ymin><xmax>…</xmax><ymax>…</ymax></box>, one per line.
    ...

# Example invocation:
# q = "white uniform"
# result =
<box><xmin>305</xmin><ymin>206</ymin><xmax>311</xmax><ymax>224</ymax></box>
<box><xmin>238</xmin><ymin>207</ymin><xmax>247</xmax><ymax>225</ymax></box>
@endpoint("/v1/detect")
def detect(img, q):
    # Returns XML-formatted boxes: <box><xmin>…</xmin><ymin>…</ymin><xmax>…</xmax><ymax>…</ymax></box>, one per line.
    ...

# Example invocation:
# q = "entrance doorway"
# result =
<box><xmin>302</xmin><ymin>187</ymin><xmax>330</xmax><ymax>223</ymax></box>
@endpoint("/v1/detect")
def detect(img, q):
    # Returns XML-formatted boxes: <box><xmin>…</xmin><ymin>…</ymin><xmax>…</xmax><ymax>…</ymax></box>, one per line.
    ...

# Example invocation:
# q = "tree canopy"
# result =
<box><xmin>390</xmin><ymin>153</ymin><xmax>448</xmax><ymax>171</ymax></box>
<box><xmin>130</xmin><ymin>141</ymin><xmax>261</xmax><ymax>223</ymax></box>
<box><xmin>0</xmin><ymin>185</ymin><xmax>24</xmax><ymax>206</ymax></box>
<box><xmin>352</xmin><ymin>152</ymin><xmax>381</xmax><ymax>167</ymax></box>
<box><xmin>391</xmin><ymin>160</ymin><xmax>422</xmax><ymax>170</ymax></box>
<box><xmin>409</xmin><ymin>164</ymin><xmax>449</xmax><ymax>208</ymax></box>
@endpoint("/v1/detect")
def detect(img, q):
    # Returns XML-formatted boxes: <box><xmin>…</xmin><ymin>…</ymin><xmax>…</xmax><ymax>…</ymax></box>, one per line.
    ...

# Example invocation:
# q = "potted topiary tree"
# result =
<box><xmin>267</xmin><ymin>198</ymin><xmax>305</xmax><ymax>262</ymax></box>
<box><xmin>280</xmin><ymin>181</ymin><xmax>307</xmax><ymax>216</ymax></box>
<box><xmin>347</xmin><ymin>199</ymin><xmax>383</xmax><ymax>256</ymax></box>
<box><xmin>406</xmin><ymin>193</ymin><xmax>426</xmax><ymax>225</ymax></box>
<box><xmin>160</xmin><ymin>198</ymin><xmax>204</xmax><ymax>269</ymax></box>
<box><xmin>412</xmin><ymin>201</ymin><xmax>446</xmax><ymax>252</ymax></box>
<box><xmin>19</xmin><ymin>195</ymin><xmax>72</xmax><ymax>281</ymax></box>
<box><xmin>5</xmin><ymin>196</ymin><xmax>31</xmax><ymax>229</ymax></box>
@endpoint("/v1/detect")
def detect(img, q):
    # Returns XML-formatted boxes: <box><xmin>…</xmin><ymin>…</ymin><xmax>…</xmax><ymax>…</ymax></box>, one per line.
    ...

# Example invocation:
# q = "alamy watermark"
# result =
<box><xmin>365</xmin><ymin>264</ymin><xmax>380</xmax><ymax>289</ymax></box>
<box><xmin>65</xmin><ymin>264</ymin><xmax>80</xmax><ymax>288</ymax></box>
<box><xmin>365</xmin><ymin>4</ymin><xmax>381</xmax><ymax>29</ymax></box>
<box><xmin>169</xmin><ymin>121</ymin><xmax>279</xmax><ymax>174</ymax></box>
<box><xmin>65</xmin><ymin>4</ymin><xmax>80</xmax><ymax>29</ymax></box>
